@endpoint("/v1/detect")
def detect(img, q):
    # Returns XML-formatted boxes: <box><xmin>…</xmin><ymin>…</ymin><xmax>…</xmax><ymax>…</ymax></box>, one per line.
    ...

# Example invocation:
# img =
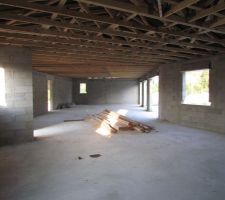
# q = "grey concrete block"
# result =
<box><xmin>159</xmin><ymin>57</ymin><xmax>225</xmax><ymax>133</ymax></box>
<box><xmin>0</xmin><ymin>46</ymin><xmax>33</xmax><ymax>146</ymax></box>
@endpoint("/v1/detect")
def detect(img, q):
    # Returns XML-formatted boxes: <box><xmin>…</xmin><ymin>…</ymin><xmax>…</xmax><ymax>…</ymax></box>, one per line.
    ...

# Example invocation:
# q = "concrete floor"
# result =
<box><xmin>0</xmin><ymin>104</ymin><xmax>225</xmax><ymax>200</ymax></box>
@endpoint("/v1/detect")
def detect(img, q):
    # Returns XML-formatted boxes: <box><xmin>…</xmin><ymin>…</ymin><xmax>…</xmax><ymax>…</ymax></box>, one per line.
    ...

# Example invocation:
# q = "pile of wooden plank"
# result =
<box><xmin>86</xmin><ymin>109</ymin><xmax>154</xmax><ymax>134</ymax></box>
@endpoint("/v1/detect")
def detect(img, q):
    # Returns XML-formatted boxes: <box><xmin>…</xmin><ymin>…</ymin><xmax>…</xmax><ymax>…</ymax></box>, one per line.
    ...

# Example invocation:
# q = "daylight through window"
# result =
<box><xmin>80</xmin><ymin>83</ymin><xmax>87</xmax><ymax>94</ymax></box>
<box><xmin>182</xmin><ymin>69</ymin><xmax>210</xmax><ymax>106</ymax></box>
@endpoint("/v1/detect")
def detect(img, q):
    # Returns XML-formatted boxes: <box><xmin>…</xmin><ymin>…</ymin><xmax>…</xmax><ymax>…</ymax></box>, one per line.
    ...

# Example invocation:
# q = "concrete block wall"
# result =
<box><xmin>33</xmin><ymin>71</ymin><xmax>73</xmax><ymax>117</ymax></box>
<box><xmin>73</xmin><ymin>79</ymin><xmax>138</xmax><ymax>104</ymax></box>
<box><xmin>52</xmin><ymin>76</ymin><xmax>73</xmax><ymax>109</ymax></box>
<box><xmin>159</xmin><ymin>56</ymin><xmax>225</xmax><ymax>133</ymax></box>
<box><xmin>33</xmin><ymin>72</ymin><xmax>47</xmax><ymax>117</ymax></box>
<box><xmin>0</xmin><ymin>46</ymin><xmax>33</xmax><ymax>145</ymax></box>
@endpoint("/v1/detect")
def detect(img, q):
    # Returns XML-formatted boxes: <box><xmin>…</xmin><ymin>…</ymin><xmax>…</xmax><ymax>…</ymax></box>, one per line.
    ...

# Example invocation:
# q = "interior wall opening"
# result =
<box><xmin>47</xmin><ymin>79</ymin><xmax>53</xmax><ymax>111</ymax></box>
<box><xmin>0</xmin><ymin>67</ymin><xmax>6</xmax><ymax>107</ymax></box>
<box><xmin>182</xmin><ymin>69</ymin><xmax>210</xmax><ymax>106</ymax></box>
<box><xmin>150</xmin><ymin>76</ymin><xmax>159</xmax><ymax>116</ymax></box>
<box><xmin>143</xmin><ymin>80</ymin><xmax>147</xmax><ymax>108</ymax></box>
<box><xmin>139</xmin><ymin>82</ymin><xmax>142</xmax><ymax>106</ymax></box>
<box><xmin>80</xmin><ymin>82</ymin><xmax>87</xmax><ymax>94</ymax></box>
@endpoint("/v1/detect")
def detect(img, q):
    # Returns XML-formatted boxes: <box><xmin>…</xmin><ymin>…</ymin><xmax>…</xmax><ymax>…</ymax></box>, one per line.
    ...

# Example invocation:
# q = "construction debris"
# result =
<box><xmin>89</xmin><ymin>154</ymin><xmax>102</xmax><ymax>158</ymax></box>
<box><xmin>86</xmin><ymin>109</ymin><xmax>154</xmax><ymax>134</ymax></box>
<box><xmin>78</xmin><ymin>156</ymin><xmax>83</xmax><ymax>160</ymax></box>
<box><xmin>64</xmin><ymin>119</ymin><xmax>84</xmax><ymax>122</ymax></box>
<box><xmin>56</xmin><ymin>103</ymin><xmax>74</xmax><ymax>109</ymax></box>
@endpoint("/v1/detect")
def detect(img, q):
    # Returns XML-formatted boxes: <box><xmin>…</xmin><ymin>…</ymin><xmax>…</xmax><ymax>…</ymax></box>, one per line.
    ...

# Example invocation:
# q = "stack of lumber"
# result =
<box><xmin>86</xmin><ymin>109</ymin><xmax>154</xmax><ymax>134</ymax></box>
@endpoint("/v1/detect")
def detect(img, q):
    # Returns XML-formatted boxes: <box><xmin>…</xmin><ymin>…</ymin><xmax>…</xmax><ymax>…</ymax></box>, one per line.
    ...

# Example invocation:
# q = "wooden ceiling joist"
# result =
<box><xmin>75</xmin><ymin>0</ymin><xmax>225</xmax><ymax>35</ymax></box>
<box><xmin>189</xmin><ymin>2</ymin><xmax>225</xmax><ymax>22</ymax></box>
<box><xmin>210</xmin><ymin>17</ymin><xmax>225</xmax><ymax>28</ymax></box>
<box><xmin>1</xmin><ymin>0</ymin><xmax>225</xmax><ymax>36</ymax></box>
<box><xmin>164</xmin><ymin>0</ymin><xmax>200</xmax><ymax>17</ymax></box>
<box><xmin>0</xmin><ymin>0</ymin><xmax>224</xmax><ymax>78</ymax></box>
<box><xmin>0</xmin><ymin>18</ymin><xmax>223</xmax><ymax>57</ymax></box>
<box><xmin>0</xmin><ymin>12</ymin><xmax>224</xmax><ymax>46</ymax></box>
<box><xmin>0</xmin><ymin>31</ymin><xmax>203</xmax><ymax>59</ymax></box>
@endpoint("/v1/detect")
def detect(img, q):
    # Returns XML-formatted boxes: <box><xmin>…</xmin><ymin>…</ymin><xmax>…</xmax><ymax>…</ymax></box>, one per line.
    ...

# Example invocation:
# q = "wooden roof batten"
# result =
<box><xmin>0</xmin><ymin>0</ymin><xmax>224</xmax><ymax>79</ymax></box>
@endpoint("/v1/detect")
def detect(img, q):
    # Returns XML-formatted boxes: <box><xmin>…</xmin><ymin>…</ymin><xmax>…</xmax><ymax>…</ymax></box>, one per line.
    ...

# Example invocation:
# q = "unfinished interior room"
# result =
<box><xmin>0</xmin><ymin>0</ymin><xmax>225</xmax><ymax>199</ymax></box>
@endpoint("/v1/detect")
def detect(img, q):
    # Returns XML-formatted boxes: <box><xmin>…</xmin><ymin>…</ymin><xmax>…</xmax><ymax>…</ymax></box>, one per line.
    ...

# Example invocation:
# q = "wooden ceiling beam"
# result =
<box><xmin>0</xmin><ymin>24</ymin><xmax>215</xmax><ymax>59</ymax></box>
<box><xmin>210</xmin><ymin>17</ymin><xmax>225</xmax><ymax>28</ymax></box>
<box><xmin>0</xmin><ymin>21</ymin><xmax>222</xmax><ymax>56</ymax></box>
<box><xmin>1</xmin><ymin>0</ymin><xmax>225</xmax><ymax>40</ymax></box>
<box><xmin>33</xmin><ymin>66</ymin><xmax>151</xmax><ymax>72</ymax></box>
<box><xmin>32</xmin><ymin>55</ymin><xmax>154</xmax><ymax>67</ymax></box>
<box><xmin>0</xmin><ymin>13</ymin><xmax>223</xmax><ymax>47</ymax></box>
<box><xmin>164</xmin><ymin>0</ymin><xmax>200</xmax><ymax>17</ymax></box>
<box><xmin>0</xmin><ymin>11</ymin><xmax>213</xmax><ymax>45</ymax></box>
<box><xmin>164</xmin><ymin>0</ymin><xmax>224</xmax><ymax>18</ymax></box>
<box><xmin>1</xmin><ymin>31</ymin><xmax>201</xmax><ymax>59</ymax></box>
<box><xmin>157</xmin><ymin>0</ymin><xmax>163</xmax><ymax>17</ymax></box>
<box><xmin>32</xmin><ymin>52</ymin><xmax>154</xmax><ymax>65</ymax></box>
<box><xmin>43</xmin><ymin>0</ymin><xmax>67</xmax><ymax>29</ymax></box>
<box><xmin>32</xmin><ymin>48</ymin><xmax>165</xmax><ymax>64</ymax></box>
<box><xmin>189</xmin><ymin>2</ymin><xmax>225</xmax><ymax>22</ymax></box>
<box><xmin>32</xmin><ymin>63</ymin><xmax>152</xmax><ymax>68</ymax></box>
<box><xmin>0</xmin><ymin>37</ymin><xmax>180</xmax><ymax>62</ymax></box>
<box><xmin>75</xmin><ymin>0</ymin><xmax>225</xmax><ymax>35</ymax></box>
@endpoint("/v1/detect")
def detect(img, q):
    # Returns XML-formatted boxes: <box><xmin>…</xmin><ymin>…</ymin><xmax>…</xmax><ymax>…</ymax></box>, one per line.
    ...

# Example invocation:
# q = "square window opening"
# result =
<box><xmin>80</xmin><ymin>83</ymin><xmax>87</xmax><ymax>94</ymax></box>
<box><xmin>182</xmin><ymin>69</ymin><xmax>211</xmax><ymax>106</ymax></box>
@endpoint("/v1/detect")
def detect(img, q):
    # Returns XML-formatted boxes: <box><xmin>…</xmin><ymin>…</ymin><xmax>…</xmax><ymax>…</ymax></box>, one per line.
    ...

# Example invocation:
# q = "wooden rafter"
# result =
<box><xmin>0</xmin><ymin>13</ymin><xmax>224</xmax><ymax>49</ymax></box>
<box><xmin>210</xmin><ymin>17</ymin><xmax>225</xmax><ymax>28</ymax></box>
<box><xmin>157</xmin><ymin>0</ymin><xmax>163</xmax><ymax>17</ymax></box>
<box><xmin>0</xmin><ymin>0</ymin><xmax>224</xmax><ymax>35</ymax></box>
<box><xmin>74</xmin><ymin>0</ymin><xmax>225</xmax><ymax>35</ymax></box>
<box><xmin>189</xmin><ymin>2</ymin><xmax>225</xmax><ymax>22</ymax></box>
<box><xmin>0</xmin><ymin>21</ymin><xmax>221</xmax><ymax>56</ymax></box>
<box><xmin>164</xmin><ymin>0</ymin><xmax>200</xmax><ymax>17</ymax></box>
<box><xmin>0</xmin><ymin>0</ymin><xmax>224</xmax><ymax>79</ymax></box>
<box><xmin>0</xmin><ymin>0</ymin><xmax>225</xmax><ymax>43</ymax></box>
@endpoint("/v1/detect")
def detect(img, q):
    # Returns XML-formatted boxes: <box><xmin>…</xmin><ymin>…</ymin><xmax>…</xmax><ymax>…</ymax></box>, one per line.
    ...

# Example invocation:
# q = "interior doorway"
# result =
<box><xmin>150</xmin><ymin>76</ymin><xmax>159</xmax><ymax>115</ymax></box>
<box><xmin>139</xmin><ymin>82</ymin><xmax>142</xmax><ymax>106</ymax></box>
<box><xmin>143</xmin><ymin>80</ymin><xmax>147</xmax><ymax>108</ymax></box>
<box><xmin>47</xmin><ymin>80</ymin><xmax>53</xmax><ymax>111</ymax></box>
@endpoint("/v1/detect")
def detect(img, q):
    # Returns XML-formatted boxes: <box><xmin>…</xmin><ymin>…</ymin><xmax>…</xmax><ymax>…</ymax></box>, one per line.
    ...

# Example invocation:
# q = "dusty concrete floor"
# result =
<box><xmin>0</xmin><ymin>104</ymin><xmax>225</xmax><ymax>200</ymax></box>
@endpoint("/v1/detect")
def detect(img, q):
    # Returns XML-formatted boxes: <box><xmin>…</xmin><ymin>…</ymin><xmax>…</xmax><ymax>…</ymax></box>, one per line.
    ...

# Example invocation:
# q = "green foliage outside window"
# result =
<box><xmin>184</xmin><ymin>69</ymin><xmax>209</xmax><ymax>96</ymax></box>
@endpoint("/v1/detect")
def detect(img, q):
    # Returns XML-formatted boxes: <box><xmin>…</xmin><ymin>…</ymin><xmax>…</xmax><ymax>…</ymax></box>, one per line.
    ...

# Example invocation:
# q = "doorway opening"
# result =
<box><xmin>139</xmin><ymin>82</ymin><xmax>142</xmax><ymax>106</ymax></box>
<box><xmin>0</xmin><ymin>67</ymin><xmax>6</xmax><ymax>107</ymax></box>
<box><xmin>150</xmin><ymin>76</ymin><xmax>159</xmax><ymax>115</ymax></box>
<box><xmin>47</xmin><ymin>80</ymin><xmax>53</xmax><ymax>111</ymax></box>
<box><xmin>143</xmin><ymin>80</ymin><xmax>147</xmax><ymax>108</ymax></box>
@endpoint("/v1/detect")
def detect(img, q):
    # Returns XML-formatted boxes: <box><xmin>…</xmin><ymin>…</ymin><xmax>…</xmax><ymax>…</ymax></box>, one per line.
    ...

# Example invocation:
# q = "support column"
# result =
<box><xmin>147</xmin><ymin>79</ymin><xmax>150</xmax><ymax>111</ymax></box>
<box><xmin>141</xmin><ymin>81</ymin><xmax>144</xmax><ymax>107</ymax></box>
<box><xmin>0</xmin><ymin>46</ymin><xmax>33</xmax><ymax>146</ymax></box>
